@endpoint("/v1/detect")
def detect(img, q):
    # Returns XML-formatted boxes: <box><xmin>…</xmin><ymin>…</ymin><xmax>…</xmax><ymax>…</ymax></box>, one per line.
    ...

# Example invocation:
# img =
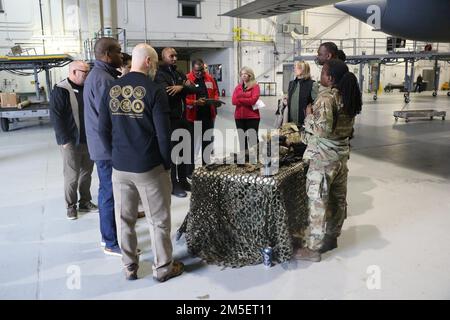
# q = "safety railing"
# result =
<box><xmin>294</xmin><ymin>37</ymin><xmax>449</xmax><ymax>57</ymax></box>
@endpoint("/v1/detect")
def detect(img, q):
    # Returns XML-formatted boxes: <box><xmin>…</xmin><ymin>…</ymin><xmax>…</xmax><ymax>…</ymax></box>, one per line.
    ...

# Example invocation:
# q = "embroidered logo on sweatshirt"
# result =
<box><xmin>133</xmin><ymin>86</ymin><xmax>146</xmax><ymax>100</ymax></box>
<box><xmin>122</xmin><ymin>86</ymin><xmax>133</xmax><ymax>99</ymax></box>
<box><xmin>120</xmin><ymin>99</ymin><xmax>132</xmax><ymax>112</ymax></box>
<box><xmin>109</xmin><ymin>98</ymin><xmax>120</xmax><ymax>112</ymax></box>
<box><xmin>109</xmin><ymin>85</ymin><xmax>146</xmax><ymax>117</ymax></box>
<box><xmin>131</xmin><ymin>100</ymin><xmax>144</xmax><ymax>113</ymax></box>
<box><xmin>110</xmin><ymin>85</ymin><xmax>121</xmax><ymax>98</ymax></box>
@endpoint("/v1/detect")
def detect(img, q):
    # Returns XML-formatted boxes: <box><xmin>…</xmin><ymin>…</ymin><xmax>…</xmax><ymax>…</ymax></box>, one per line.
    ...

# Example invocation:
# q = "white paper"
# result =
<box><xmin>252</xmin><ymin>99</ymin><xmax>266</xmax><ymax>110</ymax></box>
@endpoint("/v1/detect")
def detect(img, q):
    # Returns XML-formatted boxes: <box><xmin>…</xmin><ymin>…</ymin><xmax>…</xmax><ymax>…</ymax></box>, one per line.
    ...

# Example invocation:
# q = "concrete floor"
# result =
<box><xmin>0</xmin><ymin>92</ymin><xmax>449</xmax><ymax>299</ymax></box>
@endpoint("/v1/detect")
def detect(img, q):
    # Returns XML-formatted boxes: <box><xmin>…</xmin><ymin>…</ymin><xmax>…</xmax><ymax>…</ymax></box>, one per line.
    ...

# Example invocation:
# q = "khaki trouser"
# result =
<box><xmin>60</xmin><ymin>143</ymin><xmax>94</xmax><ymax>208</ymax></box>
<box><xmin>112</xmin><ymin>165</ymin><xmax>174</xmax><ymax>278</ymax></box>
<box><xmin>304</xmin><ymin>159</ymin><xmax>348</xmax><ymax>251</ymax></box>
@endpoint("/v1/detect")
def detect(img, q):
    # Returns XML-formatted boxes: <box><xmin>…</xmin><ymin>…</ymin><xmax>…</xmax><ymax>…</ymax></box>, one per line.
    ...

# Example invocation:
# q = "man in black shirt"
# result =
<box><xmin>50</xmin><ymin>61</ymin><xmax>98</xmax><ymax>220</ymax></box>
<box><xmin>154</xmin><ymin>47</ymin><xmax>196</xmax><ymax>197</ymax></box>
<box><xmin>99</xmin><ymin>43</ymin><xmax>184</xmax><ymax>282</ymax></box>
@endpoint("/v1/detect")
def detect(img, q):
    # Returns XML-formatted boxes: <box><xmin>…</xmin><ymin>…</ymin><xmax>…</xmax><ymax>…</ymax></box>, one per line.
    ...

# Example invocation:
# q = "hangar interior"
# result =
<box><xmin>0</xmin><ymin>0</ymin><xmax>449</xmax><ymax>299</ymax></box>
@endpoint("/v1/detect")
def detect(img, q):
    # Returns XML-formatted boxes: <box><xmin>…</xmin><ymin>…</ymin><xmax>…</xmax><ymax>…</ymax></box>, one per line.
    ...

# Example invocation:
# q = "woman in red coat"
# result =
<box><xmin>232</xmin><ymin>66</ymin><xmax>261</xmax><ymax>152</ymax></box>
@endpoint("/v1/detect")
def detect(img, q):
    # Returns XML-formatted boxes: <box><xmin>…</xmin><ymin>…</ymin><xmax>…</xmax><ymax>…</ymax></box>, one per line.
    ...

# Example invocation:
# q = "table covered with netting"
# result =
<box><xmin>178</xmin><ymin>160</ymin><xmax>309</xmax><ymax>267</ymax></box>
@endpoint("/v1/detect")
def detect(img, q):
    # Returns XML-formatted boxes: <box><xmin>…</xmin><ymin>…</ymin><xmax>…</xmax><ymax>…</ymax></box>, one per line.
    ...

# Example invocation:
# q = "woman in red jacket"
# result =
<box><xmin>232</xmin><ymin>66</ymin><xmax>261</xmax><ymax>152</ymax></box>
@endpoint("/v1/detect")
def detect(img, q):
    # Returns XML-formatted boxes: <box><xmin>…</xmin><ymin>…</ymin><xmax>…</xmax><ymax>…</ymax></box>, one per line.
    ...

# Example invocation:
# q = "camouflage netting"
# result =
<box><xmin>178</xmin><ymin>160</ymin><xmax>309</xmax><ymax>268</ymax></box>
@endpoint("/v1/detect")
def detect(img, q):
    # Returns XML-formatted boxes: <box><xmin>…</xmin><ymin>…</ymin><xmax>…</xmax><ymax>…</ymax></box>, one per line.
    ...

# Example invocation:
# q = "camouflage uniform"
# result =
<box><xmin>300</xmin><ymin>86</ymin><xmax>355</xmax><ymax>251</ymax></box>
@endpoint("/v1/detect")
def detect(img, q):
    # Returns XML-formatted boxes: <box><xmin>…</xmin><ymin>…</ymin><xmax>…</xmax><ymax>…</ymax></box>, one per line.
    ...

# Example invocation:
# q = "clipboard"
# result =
<box><xmin>204</xmin><ymin>99</ymin><xmax>226</xmax><ymax>107</ymax></box>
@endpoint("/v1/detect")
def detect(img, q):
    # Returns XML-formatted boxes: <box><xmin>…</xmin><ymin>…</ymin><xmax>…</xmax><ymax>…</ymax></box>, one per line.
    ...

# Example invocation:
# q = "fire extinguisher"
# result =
<box><xmin>221</xmin><ymin>89</ymin><xmax>226</xmax><ymax>97</ymax></box>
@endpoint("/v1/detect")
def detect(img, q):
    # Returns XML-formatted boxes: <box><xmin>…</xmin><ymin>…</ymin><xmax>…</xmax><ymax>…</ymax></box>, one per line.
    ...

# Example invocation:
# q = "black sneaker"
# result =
<box><xmin>179</xmin><ymin>179</ymin><xmax>192</xmax><ymax>192</ymax></box>
<box><xmin>79</xmin><ymin>201</ymin><xmax>98</xmax><ymax>212</ymax></box>
<box><xmin>67</xmin><ymin>207</ymin><xmax>78</xmax><ymax>220</ymax></box>
<box><xmin>125</xmin><ymin>263</ymin><xmax>139</xmax><ymax>281</ymax></box>
<box><xmin>172</xmin><ymin>183</ymin><xmax>187</xmax><ymax>198</ymax></box>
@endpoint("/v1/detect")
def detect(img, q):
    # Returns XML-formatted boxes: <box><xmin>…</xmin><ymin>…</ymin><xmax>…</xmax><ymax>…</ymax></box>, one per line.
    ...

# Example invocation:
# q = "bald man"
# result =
<box><xmin>50</xmin><ymin>60</ymin><xmax>97</xmax><ymax>220</ymax></box>
<box><xmin>154</xmin><ymin>47</ymin><xmax>197</xmax><ymax>197</ymax></box>
<box><xmin>99</xmin><ymin>43</ymin><xmax>184</xmax><ymax>282</ymax></box>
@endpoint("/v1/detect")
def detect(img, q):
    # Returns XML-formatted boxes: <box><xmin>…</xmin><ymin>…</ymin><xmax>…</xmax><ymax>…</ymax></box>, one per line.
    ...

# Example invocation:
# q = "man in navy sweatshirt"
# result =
<box><xmin>98</xmin><ymin>43</ymin><xmax>184</xmax><ymax>282</ymax></box>
<box><xmin>83</xmin><ymin>37</ymin><xmax>123</xmax><ymax>256</ymax></box>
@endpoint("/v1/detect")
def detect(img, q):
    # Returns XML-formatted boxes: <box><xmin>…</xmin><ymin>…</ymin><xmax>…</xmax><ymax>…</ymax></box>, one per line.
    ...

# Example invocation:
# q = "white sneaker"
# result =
<box><xmin>104</xmin><ymin>246</ymin><xmax>122</xmax><ymax>257</ymax></box>
<box><xmin>103</xmin><ymin>246</ymin><xmax>142</xmax><ymax>256</ymax></box>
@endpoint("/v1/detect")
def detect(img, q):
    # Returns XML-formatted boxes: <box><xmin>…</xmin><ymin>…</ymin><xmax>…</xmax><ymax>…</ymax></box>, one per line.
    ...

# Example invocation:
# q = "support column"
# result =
<box><xmin>143</xmin><ymin>0</ymin><xmax>148</xmax><ymax>43</ymax></box>
<box><xmin>236</xmin><ymin>0</ymin><xmax>242</xmax><ymax>79</ymax></box>
<box><xmin>373</xmin><ymin>62</ymin><xmax>381</xmax><ymax>100</ymax></box>
<box><xmin>45</xmin><ymin>68</ymin><xmax>52</xmax><ymax>101</ymax></box>
<box><xmin>404</xmin><ymin>59</ymin><xmax>410</xmax><ymax>103</ymax></box>
<box><xmin>358</xmin><ymin>62</ymin><xmax>364</xmax><ymax>93</ymax></box>
<box><xmin>34</xmin><ymin>66</ymin><xmax>41</xmax><ymax>101</ymax></box>
<box><xmin>404</xmin><ymin>59</ymin><xmax>409</xmax><ymax>91</ymax></box>
<box><xmin>101</xmin><ymin>0</ymin><xmax>117</xmax><ymax>35</ymax></box>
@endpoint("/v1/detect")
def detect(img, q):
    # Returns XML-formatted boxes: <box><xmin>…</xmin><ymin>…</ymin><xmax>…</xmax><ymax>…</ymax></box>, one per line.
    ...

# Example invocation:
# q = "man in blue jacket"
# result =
<box><xmin>98</xmin><ymin>43</ymin><xmax>184</xmax><ymax>282</ymax></box>
<box><xmin>50</xmin><ymin>61</ymin><xmax>97</xmax><ymax>220</ymax></box>
<box><xmin>83</xmin><ymin>37</ymin><xmax>123</xmax><ymax>256</ymax></box>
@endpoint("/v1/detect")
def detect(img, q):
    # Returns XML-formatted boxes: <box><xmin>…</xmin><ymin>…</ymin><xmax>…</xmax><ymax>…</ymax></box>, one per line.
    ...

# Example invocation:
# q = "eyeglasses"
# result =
<box><xmin>75</xmin><ymin>69</ymin><xmax>89</xmax><ymax>74</ymax></box>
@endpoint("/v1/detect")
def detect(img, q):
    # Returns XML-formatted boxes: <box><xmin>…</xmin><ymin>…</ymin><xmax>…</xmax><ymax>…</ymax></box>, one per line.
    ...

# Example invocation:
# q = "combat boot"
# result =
<box><xmin>124</xmin><ymin>263</ymin><xmax>138</xmax><ymax>281</ymax></box>
<box><xmin>67</xmin><ymin>207</ymin><xmax>77</xmax><ymax>220</ymax></box>
<box><xmin>320</xmin><ymin>235</ymin><xmax>338</xmax><ymax>254</ymax></box>
<box><xmin>293</xmin><ymin>248</ymin><xmax>321</xmax><ymax>262</ymax></box>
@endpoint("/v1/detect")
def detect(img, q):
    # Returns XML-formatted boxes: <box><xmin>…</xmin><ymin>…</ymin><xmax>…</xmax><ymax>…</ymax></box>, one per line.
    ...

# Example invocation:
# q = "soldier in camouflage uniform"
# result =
<box><xmin>294</xmin><ymin>59</ymin><xmax>362</xmax><ymax>262</ymax></box>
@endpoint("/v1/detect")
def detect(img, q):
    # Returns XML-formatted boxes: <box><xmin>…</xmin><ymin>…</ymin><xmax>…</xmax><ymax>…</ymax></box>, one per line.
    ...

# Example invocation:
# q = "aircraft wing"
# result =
<box><xmin>220</xmin><ymin>0</ymin><xmax>339</xmax><ymax>19</ymax></box>
<box><xmin>334</xmin><ymin>0</ymin><xmax>450</xmax><ymax>42</ymax></box>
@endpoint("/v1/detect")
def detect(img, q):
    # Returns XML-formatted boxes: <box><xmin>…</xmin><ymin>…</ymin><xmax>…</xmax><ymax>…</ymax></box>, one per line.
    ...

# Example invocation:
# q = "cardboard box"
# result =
<box><xmin>0</xmin><ymin>93</ymin><xmax>18</xmax><ymax>108</ymax></box>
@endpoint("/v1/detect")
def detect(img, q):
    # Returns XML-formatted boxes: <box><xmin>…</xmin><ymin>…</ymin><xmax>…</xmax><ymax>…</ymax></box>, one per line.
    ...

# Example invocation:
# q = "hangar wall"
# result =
<box><xmin>0</xmin><ymin>0</ymin><xmax>448</xmax><ymax>96</ymax></box>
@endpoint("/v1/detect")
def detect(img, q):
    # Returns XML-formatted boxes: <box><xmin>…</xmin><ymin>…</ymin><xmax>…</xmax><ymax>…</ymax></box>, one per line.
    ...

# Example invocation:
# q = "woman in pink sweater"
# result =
<box><xmin>232</xmin><ymin>66</ymin><xmax>261</xmax><ymax>152</ymax></box>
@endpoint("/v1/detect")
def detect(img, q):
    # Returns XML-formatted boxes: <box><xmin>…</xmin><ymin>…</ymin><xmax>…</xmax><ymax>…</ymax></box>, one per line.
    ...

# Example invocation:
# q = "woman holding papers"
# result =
<box><xmin>232</xmin><ymin>66</ymin><xmax>261</xmax><ymax>152</ymax></box>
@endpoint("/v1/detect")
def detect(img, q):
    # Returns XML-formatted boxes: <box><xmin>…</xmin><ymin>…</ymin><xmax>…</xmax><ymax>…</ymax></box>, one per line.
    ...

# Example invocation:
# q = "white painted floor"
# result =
<box><xmin>1</xmin><ymin>92</ymin><xmax>449</xmax><ymax>299</ymax></box>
